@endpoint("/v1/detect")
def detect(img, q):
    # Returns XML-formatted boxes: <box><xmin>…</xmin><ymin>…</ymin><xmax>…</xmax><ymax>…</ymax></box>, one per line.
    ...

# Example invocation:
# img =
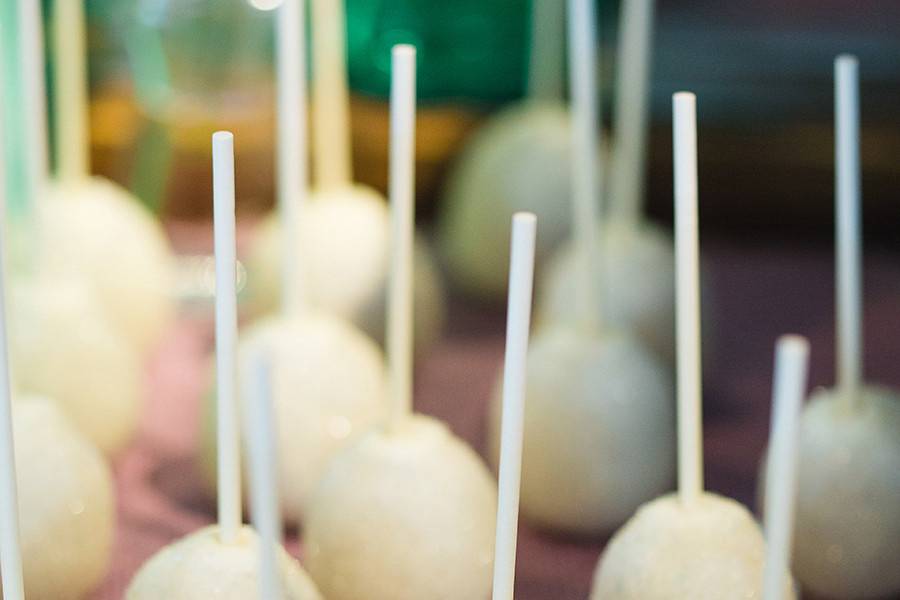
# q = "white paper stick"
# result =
<box><xmin>243</xmin><ymin>352</ymin><xmax>283</xmax><ymax>600</ymax></box>
<box><xmin>567</xmin><ymin>0</ymin><xmax>602</xmax><ymax>332</ymax></box>
<box><xmin>491</xmin><ymin>212</ymin><xmax>537</xmax><ymax>600</ymax></box>
<box><xmin>0</xmin><ymin>170</ymin><xmax>24</xmax><ymax>600</ymax></box>
<box><xmin>528</xmin><ymin>0</ymin><xmax>565</xmax><ymax>102</ymax></box>
<box><xmin>673</xmin><ymin>92</ymin><xmax>703</xmax><ymax>505</ymax></box>
<box><xmin>275</xmin><ymin>0</ymin><xmax>307</xmax><ymax>314</ymax></box>
<box><xmin>834</xmin><ymin>55</ymin><xmax>862</xmax><ymax>405</ymax></box>
<box><xmin>387</xmin><ymin>44</ymin><xmax>416</xmax><ymax>429</ymax></box>
<box><xmin>19</xmin><ymin>0</ymin><xmax>50</xmax><ymax>199</ymax></box>
<box><xmin>52</xmin><ymin>0</ymin><xmax>90</xmax><ymax>182</ymax></box>
<box><xmin>311</xmin><ymin>0</ymin><xmax>352</xmax><ymax>188</ymax></box>
<box><xmin>212</xmin><ymin>131</ymin><xmax>241</xmax><ymax>543</ymax></box>
<box><xmin>762</xmin><ymin>335</ymin><xmax>808</xmax><ymax>600</ymax></box>
<box><xmin>608</xmin><ymin>0</ymin><xmax>655</xmax><ymax>223</ymax></box>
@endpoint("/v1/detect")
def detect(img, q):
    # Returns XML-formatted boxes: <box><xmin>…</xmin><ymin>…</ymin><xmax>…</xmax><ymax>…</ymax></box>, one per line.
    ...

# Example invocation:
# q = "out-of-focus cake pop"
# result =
<box><xmin>38</xmin><ymin>0</ymin><xmax>175</xmax><ymax>356</ymax></box>
<box><xmin>590</xmin><ymin>92</ymin><xmax>794</xmax><ymax>600</ymax></box>
<box><xmin>127</xmin><ymin>132</ymin><xmax>321</xmax><ymax>600</ymax></box>
<box><xmin>304</xmin><ymin>47</ymin><xmax>497</xmax><ymax>600</ymax></box>
<box><xmin>243</xmin><ymin>0</ymin><xmax>445</xmax><ymax>356</ymax></box>
<box><xmin>787</xmin><ymin>56</ymin><xmax>900</xmax><ymax>600</ymax></box>
<box><xmin>437</xmin><ymin>0</ymin><xmax>577</xmax><ymax>300</ymax></box>
<box><xmin>537</xmin><ymin>0</ymin><xmax>675</xmax><ymax>363</ymax></box>
<box><xmin>199</xmin><ymin>0</ymin><xmax>387</xmax><ymax>525</ymax></box>
<box><xmin>488</xmin><ymin>0</ymin><xmax>673</xmax><ymax>535</ymax></box>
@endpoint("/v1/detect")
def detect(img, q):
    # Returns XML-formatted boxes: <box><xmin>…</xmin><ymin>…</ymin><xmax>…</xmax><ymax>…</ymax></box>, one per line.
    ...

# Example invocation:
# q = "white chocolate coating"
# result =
<box><xmin>126</xmin><ymin>525</ymin><xmax>322</xmax><ymax>600</ymax></box>
<box><xmin>244</xmin><ymin>185</ymin><xmax>445</xmax><ymax>355</ymax></box>
<box><xmin>39</xmin><ymin>177</ymin><xmax>176</xmax><ymax>356</ymax></box>
<box><xmin>305</xmin><ymin>415</ymin><xmax>497</xmax><ymax>600</ymax></box>
<box><xmin>791</xmin><ymin>385</ymin><xmax>900</xmax><ymax>599</ymax></box>
<box><xmin>200</xmin><ymin>313</ymin><xmax>387</xmax><ymax>524</ymax></box>
<box><xmin>10</xmin><ymin>275</ymin><xmax>141</xmax><ymax>455</ymax></box>
<box><xmin>489</xmin><ymin>325</ymin><xmax>674</xmax><ymax>534</ymax></box>
<box><xmin>538</xmin><ymin>219</ymin><xmax>675</xmax><ymax>364</ymax></box>
<box><xmin>591</xmin><ymin>493</ymin><xmax>795</xmax><ymax>599</ymax></box>
<box><xmin>438</xmin><ymin>102</ymin><xmax>586</xmax><ymax>299</ymax></box>
<box><xmin>13</xmin><ymin>398</ymin><xmax>114</xmax><ymax>600</ymax></box>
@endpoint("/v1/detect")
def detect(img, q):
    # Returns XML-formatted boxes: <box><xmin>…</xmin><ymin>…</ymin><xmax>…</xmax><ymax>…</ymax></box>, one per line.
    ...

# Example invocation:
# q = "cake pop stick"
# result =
<box><xmin>275</xmin><ymin>0</ymin><xmax>307</xmax><ymax>313</ymax></box>
<box><xmin>0</xmin><ymin>204</ymin><xmax>24</xmax><ymax>600</ymax></box>
<box><xmin>19</xmin><ymin>0</ymin><xmax>49</xmax><ymax>199</ymax></box>
<box><xmin>386</xmin><ymin>44</ymin><xmax>415</xmax><ymax>430</ymax></box>
<box><xmin>492</xmin><ymin>212</ymin><xmax>536</xmax><ymax>600</ymax></box>
<box><xmin>835</xmin><ymin>55</ymin><xmax>862</xmax><ymax>405</ymax></box>
<box><xmin>567</xmin><ymin>0</ymin><xmax>602</xmax><ymax>332</ymax></box>
<box><xmin>528</xmin><ymin>0</ymin><xmax>565</xmax><ymax>102</ymax></box>
<box><xmin>673</xmin><ymin>91</ymin><xmax>702</xmax><ymax>505</ymax></box>
<box><xmin>52</xmin><ymin>0</ymin><xmax>89</xmax><ymax>182</ymax></box>
<box><xmin>242</xmin><ymin>352</ymin><xmax>283</xmax><ymax>600</ymax></box>
<box><xmin>213</xmin><ymin>131</ymin><xmax>241</xmax><ymax>544</ymax></box>
<box><xmin>608</xmin><ymin>0</ymin><xmax>655</xmax><ymax>223</ymax></box>
<box><xmin>311</xmin><ymin>0</ymin><xmax>352</xmax><ymax>188</ymax></box>
<box><xmin>762</xmin><ymin>335</ymin><xmax>808</xmax><ymax>600</ymax></box>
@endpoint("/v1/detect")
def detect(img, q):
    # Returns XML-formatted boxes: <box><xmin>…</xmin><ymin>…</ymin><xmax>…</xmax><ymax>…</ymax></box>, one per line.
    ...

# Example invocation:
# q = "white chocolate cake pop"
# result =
<box><xmin>785</xmin><ymin>56</ymin><xmax>900</xmax><ymax>600</ymax></box>
<box><xmin>304</xmin><ymin>46</ymin><xmax>497</xmax><ymax>600</ymax></box>
<box><xmin>9</xmin><ymin>273</ymin><xmax>141</xmax><ymax>455</ymax></box>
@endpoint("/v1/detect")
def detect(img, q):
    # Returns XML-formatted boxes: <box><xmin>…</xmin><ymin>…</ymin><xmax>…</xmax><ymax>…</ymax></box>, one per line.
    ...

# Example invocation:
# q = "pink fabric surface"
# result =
<box><xmin>90</xmin><ymin>237</ymin><xmax>900</xmax><ymax>599</ymax></box>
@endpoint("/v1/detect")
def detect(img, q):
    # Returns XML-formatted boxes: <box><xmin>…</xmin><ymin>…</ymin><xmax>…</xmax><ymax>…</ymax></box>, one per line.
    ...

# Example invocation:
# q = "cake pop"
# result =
<box><xmin>243</xmin><ymin>0</ymin><xmax>445</xmax><ymax>356</ymax></box>
<box><xmin>0</xmin><ymin>200</ymin><xmax>114</xmax><ymax>600</ymax></box>
<box><xmin>38</xmin><ymin>0</ymin><xmax>176</xmax><ymax>357</ymax></box>
<box><xmin>786</xmin><ymin>56</ymin><xmax>900</xmax><ymax>600</ymax></box>
<box><xmin>437</xmin><ymin>0</ymin><xmax>577</xmax><ymax>300</ymax></box>
<box><xmin>127</xmin><ymin>132</ymin><xmax>321</xmax><ymax>600</ymax></box>
<box><xmin>488</xmin><ymin>0</ymin><xmax>673</xmax><ymax>535</ymax></box>
<box><xmin>590</xmin><ymin>92</ymin><xmax>794</xmax><ymax>600</ymax></box>
<box><xmin>304</xmin><ymin>46</ymin><xmax>497</xmax><ymax>600</ymax></box>
<box><xmin>199</xmin><ymin>0</ymin><xmax>387</xmax><ymax>524</ymax></box>
<box><xmin>537</xmin><ymin>0</ymin><xmax>676</xmax><ymax>363</ymax></box>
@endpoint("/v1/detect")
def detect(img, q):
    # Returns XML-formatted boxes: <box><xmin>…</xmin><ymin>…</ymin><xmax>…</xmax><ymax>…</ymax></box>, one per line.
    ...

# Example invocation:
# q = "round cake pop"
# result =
<box><xmin>128</xmin><ymin>130</ymin><xmax>321</xmax><ymax>600</ymax></box>
<box><xmin>785</xmin><ymin>57</ymin><xmax>900</xmax><ymax>600</ymax></box>
<box><xmin>304</xmin><ymin>46</ymin><xmax>497</xmax><ymax>600</ymax></box>
<box><xmin>489</xmin><ymin>0</ymin><xmax>674</xmax><ymax>535</ymax></box>
<box><xmin>40</xmin><ymin>0</ymin><xmax>175</xmax><ymax>356</ymax></box>
<box><xmin>591</xmin><ymin>91</ymin><xmax>795</xmax><ymax>600</ymax></box>
<box><xmin>437</xmin><ymin>0</ymin><xmax>581</xmax><ymax>300</ymax></box>
<box><xmin>9</xmin><ymin>273</ymin><xmax>141</xmax><ymax>455</ymax></box>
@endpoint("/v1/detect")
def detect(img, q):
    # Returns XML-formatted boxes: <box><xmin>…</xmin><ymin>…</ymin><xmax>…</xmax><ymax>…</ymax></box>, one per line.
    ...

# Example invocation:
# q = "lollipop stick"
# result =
<box><xmin>311</xmin><ymin>0</ymin><xmax>352</xmax><ymax>189</ymax></box>
<box><xmin>673</xmin><ymin>92</ymin><xmax>703</xmax><ymax>505</ymax></box>
<box><xmin>242</xmin><ymin>352</ymin><xmax>283</xmax><ymax>600</ymax></box>
<box><xmin>567</xmin><ymin>0</ymin><xmax>602</xmax><ymax>332</ymax></box>
<box><xmin>492</xmin><ymin>212</ymin><xmax>537</xmax><ymax>600</ymax></box>
<box><xmin>386</xmin><ymin>45</ymin><xmax>416</xmax><ymax>430</ymax></box>
<box><xmin>52</xmin><ymin>0</ymin><xmax>90</xmax><ymax>182</ymax></box>
<box><xmin>762</xmin><ymin>335</ymin><xmax>808</xmax><ymax>600</ymax></box>
<box><xmin>275</xmin><ymin>0</ymin><xmax>308</xmax><ymax>314</ymax></box>
<box><xmin>528</xmin><ymin>0</ymin><xmax>565</xmax><ymax>102</ymax></box>
<box><xmin>0</xmin><ymin>204</ymin><xmax>24</xmax><ymax>600</ymax></box>
<box><xmin>608</xmin><ymin>0</ymin><xmax>655</xmax><ymax>223</ymax></box>
<box><xmin>834</xmin><ymin>55</ymin><xmax>862</xmax><ymax>405</ymax></box>
<box><xmin>212</xmin><ymin>131</ymin><xmax>241</xmax><ymax>544</ymax></box>
<box><xmin>19</xmin><ymin>0</ymin><xmax>50</xmax><ymax>200</ymax></box>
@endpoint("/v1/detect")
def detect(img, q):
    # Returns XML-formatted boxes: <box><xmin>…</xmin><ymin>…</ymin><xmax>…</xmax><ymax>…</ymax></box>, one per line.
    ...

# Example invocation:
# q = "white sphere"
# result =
<box><xmin>39</xmin><ymin>177</ymin><xmax>176</xmax><ymax>356</ymax></box>
<box><xmin>13</xmin><ymin>397</ymin><xmax>114</xmax><ymax>600</ymax></box>
<box><xmin>790</xmin><ymin>385</ymin><xmax>900</xmax><ymax>599</ymax></box>
<box><xmin>200</xmin><ymin>312</ymin><xmax>387</xmax><ymax>524</ymax></box>
<box><xmin>244</xmin><ymin>185</ymin><xmax>446</xmax><ymax>355</ymax></box>
<box><xmin>538</xmin><ymin>219</ymin><xmax>675</xmax><ymax>364</ymax></box>
<box><xmin>10</xmin><ymin>274</ymin><xmax>142</xmax><ymax>455</ymax></box>
<box><xmin>437</xmin><ymin>102</ymin><xmax>584</xmax><ymax>299</ymax></box>
<box><xmin>591</xmin><ymin>493</ymin><xmax>795</xmax><ymax>599</ymax></box>
<box><xmin>305</xmin><ymin>414</ymin><xmax>497</xmax><ymax>600</ymax></box>
<box><xmin>126</xmin><ymin>525</ymin><xmax>322</xmax><ymax>599</ymax></box>
<box><xmin>489</xmin><ymin>325</ymin><xmax>674</xmax><ymax>534</ymax></box>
